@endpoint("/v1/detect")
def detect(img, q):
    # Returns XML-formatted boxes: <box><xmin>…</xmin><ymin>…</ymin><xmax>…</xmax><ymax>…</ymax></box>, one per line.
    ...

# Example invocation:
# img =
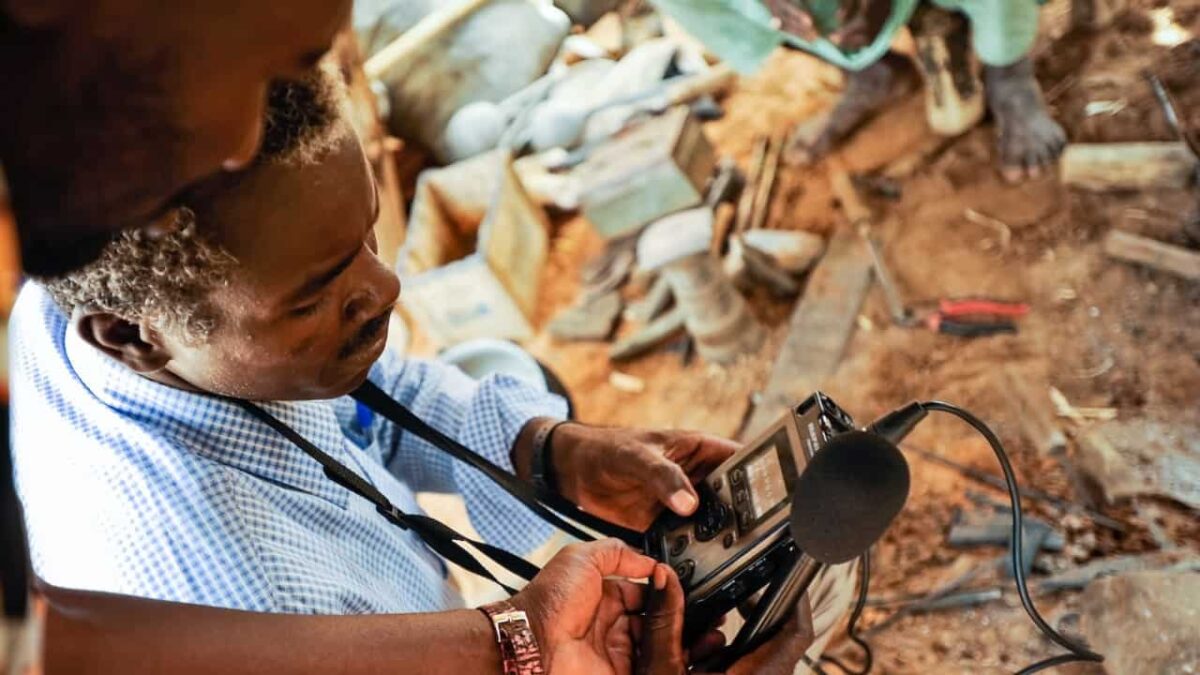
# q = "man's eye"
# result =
<box><xmin>290</xmin><ymin>300</ymin><xmax>321</xmax><ymax>318</ymax></box>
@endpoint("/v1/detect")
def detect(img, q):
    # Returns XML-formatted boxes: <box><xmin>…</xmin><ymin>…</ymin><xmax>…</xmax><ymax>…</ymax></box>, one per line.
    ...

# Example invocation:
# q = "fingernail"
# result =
<box><xmin>669</xmin><ymin>490</ymin><xmax>698</xmax><ymax>515</ymax></box>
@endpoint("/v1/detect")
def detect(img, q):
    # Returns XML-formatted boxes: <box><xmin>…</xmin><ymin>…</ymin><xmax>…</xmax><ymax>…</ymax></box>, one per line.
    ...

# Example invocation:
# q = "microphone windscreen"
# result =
<box><xmin>789</xmin><ymin>431</ymin><xmax>910</xmax><ymax>564</ymax></box>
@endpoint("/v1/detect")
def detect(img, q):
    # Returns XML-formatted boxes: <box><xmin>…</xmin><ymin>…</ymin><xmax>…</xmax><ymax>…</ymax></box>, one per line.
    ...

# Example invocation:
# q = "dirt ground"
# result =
<box><xmin>520</xmin><ymin>2</ymin><xmax>1200</xmax><ymax>672</ymax></box>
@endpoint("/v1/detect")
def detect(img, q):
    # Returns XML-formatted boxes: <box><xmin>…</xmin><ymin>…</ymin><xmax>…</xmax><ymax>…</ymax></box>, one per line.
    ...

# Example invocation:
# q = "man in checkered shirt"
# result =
<box><xmin>10</xmin><ymin>71</ymin><xmax>835</xmax><ymax>672</ymax></box>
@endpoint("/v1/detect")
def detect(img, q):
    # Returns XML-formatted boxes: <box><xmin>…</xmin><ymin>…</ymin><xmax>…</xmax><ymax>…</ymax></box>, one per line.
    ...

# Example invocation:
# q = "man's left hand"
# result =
<box><xmin>551</xmin><ymin>424</ymin><xmax>740</xmax><ymax>530</ymax></box>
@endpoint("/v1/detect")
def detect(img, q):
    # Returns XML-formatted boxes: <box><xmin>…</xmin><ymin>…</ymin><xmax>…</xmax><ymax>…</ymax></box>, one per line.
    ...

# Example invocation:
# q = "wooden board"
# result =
<box><xmin>743</xmin><ymin>224</ymin><xmax>874</xmax><ymax>438</ymax></box>
<box><xmin>1104</xmin><ymin>229</ymin><xmax>1200</xmax><ymax>281</ymax></box>
<box><xmin>1061</xmin><ymin>142</ymin><xmax>1199</xmax><ymax>192</ymax></box>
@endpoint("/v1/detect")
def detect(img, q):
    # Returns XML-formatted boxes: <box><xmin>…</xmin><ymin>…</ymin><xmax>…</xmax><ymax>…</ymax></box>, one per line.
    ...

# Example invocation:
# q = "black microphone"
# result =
<box><xmin>789</xmin><ymin>431</ymin><xmax>911</xmax><ymax>564</ymax></box>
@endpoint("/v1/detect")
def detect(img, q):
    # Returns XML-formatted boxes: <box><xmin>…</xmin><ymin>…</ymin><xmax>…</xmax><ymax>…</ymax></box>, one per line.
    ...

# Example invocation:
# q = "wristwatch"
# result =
<box><xmin>479</xmin><ymin>601</ymin><xmax>546</xmax><ymax>675</ymax></box>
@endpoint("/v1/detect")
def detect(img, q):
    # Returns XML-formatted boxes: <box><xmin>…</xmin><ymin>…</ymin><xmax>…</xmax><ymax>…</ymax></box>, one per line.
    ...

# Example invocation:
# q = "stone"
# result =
<box><xmin>1080</xmin><ymin>570</ymin><xmax>1200</xmax><ymax>675</ymax></box>
<box><xmin>1039</xmin><ymin>551</ymin><xmax>1200</xmax><ymax>592</ymax></box>
<box><xmin>623</xmin><ymin>276</ymin><xmax>673</xmax><ymax>324</ymax></box>
<box><xmin>609</xmin><ymin>308</ymin><xmax>685</xmax><ymax>362</ymax></box>
<box><xmin>1073</xmin><ymin>419</ymin><xmax>1200</xmax><ymax>510</ymax></box>
<box><xmin>636</xmin><ymin>207</ymin><xmax>713</xmax><ymax>271</ymax></box>
<box><xmin>548</xmin><ymin>291</ymin><xmax>623</xmax><ymax>341</ymax></box>
<box><xmin>742</xmin><ymin>229</ymin><xmax>826</xmax><ymax>275</ymax></box>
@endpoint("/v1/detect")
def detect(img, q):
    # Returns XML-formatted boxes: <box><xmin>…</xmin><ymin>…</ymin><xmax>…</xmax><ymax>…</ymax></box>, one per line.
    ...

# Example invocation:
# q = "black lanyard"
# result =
<box><xmin>235</xmin><ymin>381</ymin><xmax>643</xmax><ymax>596</ymax></box>
<box><xmin>352</xmin><ymin>380</ymin><xmax>643</xmax><ymax>546</ymax></box>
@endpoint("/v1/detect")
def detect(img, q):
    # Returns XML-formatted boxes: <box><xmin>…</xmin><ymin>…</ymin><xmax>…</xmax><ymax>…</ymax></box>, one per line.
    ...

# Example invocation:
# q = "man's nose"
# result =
<box><xmin>221</xmin><ymin>89</ymin><xmax>267</xmax><ymax>171</ymax></box>
<box><xmin>344</xmin><ymin>255</ymin><xmax>401</xmax><ymax>322</ymax></box>
<box><xmin>222</xmin><ymin>121</ymin><xmax>264</xmax><ymax>171</ymax></box>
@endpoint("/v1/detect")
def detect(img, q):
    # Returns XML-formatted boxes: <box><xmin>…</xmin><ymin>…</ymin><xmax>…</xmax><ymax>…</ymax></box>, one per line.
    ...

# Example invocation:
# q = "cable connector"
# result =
<box><xmin>866</xmin><ymin>402</ymin><xmax>927</xmax><ymax>444</ymax></box>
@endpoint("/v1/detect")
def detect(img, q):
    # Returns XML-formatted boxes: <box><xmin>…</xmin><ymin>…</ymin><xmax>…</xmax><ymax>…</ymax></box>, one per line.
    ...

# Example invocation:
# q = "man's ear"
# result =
<box><xmin>74</xmin><ymin>310</ymin><xmax>172</xmax><ymax>374</ymax></box>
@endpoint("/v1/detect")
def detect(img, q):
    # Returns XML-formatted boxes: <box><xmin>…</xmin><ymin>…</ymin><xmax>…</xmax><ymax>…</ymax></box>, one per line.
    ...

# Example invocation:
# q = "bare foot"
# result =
<box><xmin>985</xmin><ymin>57</ymin><xmax>1067</xmax><ymax>183</ymax></box>
<box><xmin>784</xmin><ymin>52</ymin><xmax>915</xmax><ymax>166</ymax></box>
<box><xmin>1070</xmin><ymin>0</ymin><xmax>1128</xmax><ymax>30</ymax></box>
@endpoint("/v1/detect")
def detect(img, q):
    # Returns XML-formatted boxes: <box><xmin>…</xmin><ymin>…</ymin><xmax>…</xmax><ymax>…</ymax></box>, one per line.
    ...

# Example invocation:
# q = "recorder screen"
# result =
<box><xmin>745</xmin><ymin>446</ymin><xmax>789</xmax><ymax>519</ymax></box>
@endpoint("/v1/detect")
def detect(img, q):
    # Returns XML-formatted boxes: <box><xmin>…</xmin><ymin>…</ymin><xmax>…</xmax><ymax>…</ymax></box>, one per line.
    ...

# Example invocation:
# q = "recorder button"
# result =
<box><xmin>722</xmin><ymin>532</ymin><xmax>735</xmax><ymax>548</ymax></box>
<box><xmin>739</xmin><ymin>512</ymin><xmax>753</xmax><ymax>531</ymax></box>
<box><xmin>719</xmin><ymin>578</ymin><xmax>745</xmax><ymax>601</ymax></box>
<box><xmin>710</xmin><ymin>477</ymin><xmax>723</xmax><ymax>491</ymax></box>
<box><xmin>674</xmin><ymin>560</ymin><xmax>695</xmax><ymax>584</ymax></box>
<box><xmin>730</xmin><ymin>469</ymin><xmax>744</xmax><ymax>486</ymax></box>
<box><xmin>749</xmin><ymin>558</ymin><xmax>775</xmax><ymax>581</ymax></box>
<box><xmin>670</xmin><ymin>535</ymin><xmax>689</xmax><ymax>557</ymax></box>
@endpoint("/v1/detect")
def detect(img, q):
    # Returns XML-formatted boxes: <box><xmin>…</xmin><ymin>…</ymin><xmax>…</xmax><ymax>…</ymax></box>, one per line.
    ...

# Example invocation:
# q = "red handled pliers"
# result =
<box><xmin>901</xmin><ymin>298</ymin><xmax>1030</xmax><ymax>337</ymax></box>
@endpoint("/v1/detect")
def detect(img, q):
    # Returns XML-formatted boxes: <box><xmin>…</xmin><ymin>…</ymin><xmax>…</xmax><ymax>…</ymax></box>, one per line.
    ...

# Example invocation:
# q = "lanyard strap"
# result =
<box><xmin>236</xmin><ymin>400</ymin><xmax>539</xmax><ymax>595</ymax></box>
<box><xmin>351</xmin><ymin>380</ymin><xmax>644</xmax><ymax>547</ymax></box>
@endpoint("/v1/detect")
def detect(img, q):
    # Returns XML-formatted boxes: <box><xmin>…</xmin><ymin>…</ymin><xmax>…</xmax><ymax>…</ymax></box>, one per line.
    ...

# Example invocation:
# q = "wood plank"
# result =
<box><xmin>1061</xmin><ymin>142</ymin><xmax>1199</xmax><ymax>192</ymax></box>
<box><xmin>743</xmin><ymin>224</ymin><xmax>874</xmax><ymax>437</ymax></box>
<box><xmin>1104</xmin><ymin>229</ymin><xmax>1200</xmax><ymax>281</ymax></box>
<box><xmin>364</xmin><ymin>0</ymin><xmax>492</xmax><ymax>78</ymax></box>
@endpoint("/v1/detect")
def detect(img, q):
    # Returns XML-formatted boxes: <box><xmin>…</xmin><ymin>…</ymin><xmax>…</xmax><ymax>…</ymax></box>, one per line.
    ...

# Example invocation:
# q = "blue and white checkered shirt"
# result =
<box><xmin>9</xmin><ymin>283</ymin><xmax>566</xmax><ymax>614</ymax></box>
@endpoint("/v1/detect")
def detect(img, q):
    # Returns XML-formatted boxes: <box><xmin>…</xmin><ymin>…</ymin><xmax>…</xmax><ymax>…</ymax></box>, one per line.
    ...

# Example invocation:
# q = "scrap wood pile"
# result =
<box><xmin>349</xmin><ymin>1</ymin><xmax>1200</xmax><ymax>672</ymax></box>
<box><xmin>547</xmin><ymin>127</ymin><xmax>828</xmax><ymax>369</ymax></box>
<box><xmin>351</xmin><ymin>0</ymin><xmax>834</xmax><ymax>373</ymax></box>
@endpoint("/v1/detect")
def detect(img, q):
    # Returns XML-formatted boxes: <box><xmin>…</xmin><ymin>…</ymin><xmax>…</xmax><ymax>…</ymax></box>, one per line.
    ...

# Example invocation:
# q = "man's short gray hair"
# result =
<box><xmin>43</xmin><ymin>69</ymin><xmax>350</xmax><ymax>342</ymax></box>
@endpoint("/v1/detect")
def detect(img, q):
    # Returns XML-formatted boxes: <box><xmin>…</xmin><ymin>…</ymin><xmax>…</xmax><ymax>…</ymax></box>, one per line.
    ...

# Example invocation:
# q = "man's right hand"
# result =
<box><xmin>637</xmin><ymin>566</ymin><xmax>817</xmax><ymax>675</ymax></box>
<box><xmin>510</xmin><ymin>539</ymin><xmax>669</xmax><ymax>675</ymax></box>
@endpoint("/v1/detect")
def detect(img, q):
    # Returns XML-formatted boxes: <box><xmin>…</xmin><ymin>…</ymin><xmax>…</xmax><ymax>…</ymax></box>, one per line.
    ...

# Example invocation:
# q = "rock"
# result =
<box><xmin>947</xmin><ymin>510</ymin><xmax>1064</xmax><ymax>578</ymax></box>
<box><xmin>1039</xmin><ymin>551</ymin><xmax>1200</xmax><ymax>592</ymax></box>
<box><xmin>1061</xmin><ymin>514</ymin><xmax>1088</xmax><ymax>532</ymax></box>
<box><xmin>1073</xmin><ymin>419</ymin><xmax>1200</xmax><ymax>510</ymax></box>
<box><xmin>739</xmin><ymin>238</ymin><xmax>801</xmax><ymax>297</ymax></box>
<box><xmin>1081</xmin><ymin>570</ymin><xmax>1200</xmax><ymax>675</ymax></box>
<box><xmin>548</xmin><ymin>291</ymin><xmax>623</xmax><ymax>341</ymax></box>
<box><xmin>359</xmin><ymin>0</ymin><xmax>569</xmax><ymax>164</ymax></box>
<box><xmin>636</xmin><ymin>208</ymin><xmax>713</xmax><ymax>272</ymax></box>
<box><xmin>947</xmin><ymin>511</ymin><xmax>1066</xmax><ymax>551</ymax></box>
<box><xmin>553</xmin><ymin>0</ymin><xmax>623</xmax><ymax>28</ymax></box>
<box><xmin>609</xmin><ymin>308</ymin><xmax>685</xmax><ymax>362</ymax></box>
<box><xmin>443</xmin><ymin>101</ymin><xmax>507</xmax><ymax>162</ymax></box>
<box><xmin>623</xmin><ymin>276</ymin><xmax>673</xmax><ymax>324</ymax></box>
<box><xmin>741</xmin><ymin>229</ymin><xmax>825</xmax><ymax>275</ymax></box>
<box><xmin>580</xmin><ymin>243</ymin><xmax>635</xmax><ymax>295</ymax></box>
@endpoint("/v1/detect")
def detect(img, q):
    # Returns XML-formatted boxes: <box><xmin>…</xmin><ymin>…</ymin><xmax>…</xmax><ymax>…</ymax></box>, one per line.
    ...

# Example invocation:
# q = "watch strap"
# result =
<box><xmin>480</xmin><ymin>601</ymin><xmax>546</xmax><ymax>675</ymax></box>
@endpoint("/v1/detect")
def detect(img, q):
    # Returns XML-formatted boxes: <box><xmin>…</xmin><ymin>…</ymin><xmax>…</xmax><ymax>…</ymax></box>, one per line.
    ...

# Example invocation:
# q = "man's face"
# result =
<box><xmin>161</xmin><ymin>129</ymin><xmax>401</xmax><ymax>402</ymax></box>
<box><xmin>0</xmin><ymin>0</ymin><xmax>352</xmax><ymax>275</ymax></box>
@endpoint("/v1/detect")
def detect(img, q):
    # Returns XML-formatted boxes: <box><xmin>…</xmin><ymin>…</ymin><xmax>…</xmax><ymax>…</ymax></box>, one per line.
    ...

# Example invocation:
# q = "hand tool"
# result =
<box><xmin>862</xmin><ymin>231</ymin><xmax>1029</xmax><ymax>337</ymax></box>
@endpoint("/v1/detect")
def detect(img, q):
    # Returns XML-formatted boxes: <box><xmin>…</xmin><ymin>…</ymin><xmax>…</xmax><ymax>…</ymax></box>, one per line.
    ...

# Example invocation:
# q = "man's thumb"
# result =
<box><xmin>650</xmin><ymin>458</ymin><xmax>697</xmax><ymax>515</ymax></box>
<box><xmin>637</xmin><ymin>564</ymin><xmax>687</xmax><ymax>675</ymax></box>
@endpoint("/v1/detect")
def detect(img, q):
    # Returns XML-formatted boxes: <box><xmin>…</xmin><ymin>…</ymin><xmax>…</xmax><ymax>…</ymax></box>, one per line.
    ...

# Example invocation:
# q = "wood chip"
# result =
<box><xmin>608</xmin><ymin>371</ymin><xmax>646</xmax><ymax>393</ymax></box>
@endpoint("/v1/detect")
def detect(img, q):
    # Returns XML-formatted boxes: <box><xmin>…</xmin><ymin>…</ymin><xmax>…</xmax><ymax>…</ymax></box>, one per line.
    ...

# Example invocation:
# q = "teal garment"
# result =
<box><xmin>651</xmin><ymin>0</ymin><xmax>1042</xmax><ymax>72</ymax></box>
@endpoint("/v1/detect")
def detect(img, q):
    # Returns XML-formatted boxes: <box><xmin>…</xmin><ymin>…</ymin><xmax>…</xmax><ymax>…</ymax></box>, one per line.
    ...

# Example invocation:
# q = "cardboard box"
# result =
<box><xmin>400</xmin><ymin>150</ymin><xmax>550</xmax><ymax>347</ymax></box>
<box><xmin>576</xmin><ymin>106</ymin><xmax>715</xmax><ymax>239</ymax></box>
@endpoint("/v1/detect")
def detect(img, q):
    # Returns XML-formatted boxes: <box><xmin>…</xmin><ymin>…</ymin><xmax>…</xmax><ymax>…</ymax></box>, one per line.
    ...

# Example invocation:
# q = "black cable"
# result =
<box><xmin>820</xmin><ymin>551</ymin><xmax>873</xmax><ymax>675</ymax></box>
<box><xmin>921</xmin><ymin>401</ymin><xmax>1104</xmax><ymax>672</ymax></box>
<box><xmin>800</xmin><ymin>654</ymin><xmax>831</xmax><ymax>675</ymax></box>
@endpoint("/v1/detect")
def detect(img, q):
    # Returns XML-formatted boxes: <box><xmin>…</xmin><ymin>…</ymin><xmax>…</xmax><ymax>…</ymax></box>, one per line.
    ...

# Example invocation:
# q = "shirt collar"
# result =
<box><xmin>64</xmin><ymin>318</ymin><xmax>352</xmax><ymax>509</ymax></box>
